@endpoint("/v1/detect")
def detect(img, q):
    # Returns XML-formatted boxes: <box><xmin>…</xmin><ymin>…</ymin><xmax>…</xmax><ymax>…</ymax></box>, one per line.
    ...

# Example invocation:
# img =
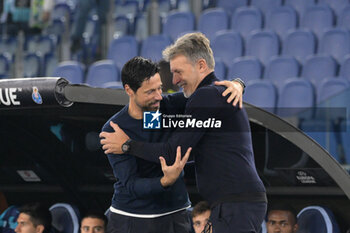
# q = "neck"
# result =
<box><xmin>128</xmin><ymin>100</ymin><xmax>143</xmax><ymax>119</ymax></box>
<box><xmin>196</xmin><ymin>69</ymin><xmax>213</xmax><ymax>86</ymax></box>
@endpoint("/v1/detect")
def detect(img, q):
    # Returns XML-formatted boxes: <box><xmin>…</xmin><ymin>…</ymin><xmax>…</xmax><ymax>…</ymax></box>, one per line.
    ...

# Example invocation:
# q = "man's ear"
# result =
<box><xmin>35</xmin><ymin>225</ymin><xmax>45</xmax><ymax>233</ymax></box>
<box><xmin>197</xmin><ymin>59</ymin><xmax>207</xmax><ymax>72</ymax></box>
<box><xmin>124</xmin><ymin>84</ymin><xmax>134</xmax><ymax>97</ymax></box>
<box><xmin>293</xmin><ymin>223</ymin><xmax>298</xmax><ymax>232</ymax></box>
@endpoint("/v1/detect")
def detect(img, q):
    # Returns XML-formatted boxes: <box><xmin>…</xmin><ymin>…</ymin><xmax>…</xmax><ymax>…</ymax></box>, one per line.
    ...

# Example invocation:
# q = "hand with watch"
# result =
<box><xmin>121</xmin><ymin>139</ymin><xmax>132</xmax><ymax>153</ymax></box>
<box><xmin>100</xmin><ymin>121</ymin><xmax>130</xmax><ymax>154</ymax></box>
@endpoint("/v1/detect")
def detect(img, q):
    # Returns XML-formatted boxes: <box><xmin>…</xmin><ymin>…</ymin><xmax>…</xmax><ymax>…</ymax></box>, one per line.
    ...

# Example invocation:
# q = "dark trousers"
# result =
<box><xmin>210</xmin><ymin>201</ymin><xmax>267</xmax><ymax>233</ymax></box>
<box><xmin>107</xmin><ymin>210</ymin><xmax>191</xmax><ymax>233</ymax></box>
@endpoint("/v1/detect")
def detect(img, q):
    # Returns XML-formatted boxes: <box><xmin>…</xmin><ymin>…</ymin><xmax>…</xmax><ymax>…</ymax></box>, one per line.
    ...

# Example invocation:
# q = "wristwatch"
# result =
<box><xmin>121</xmin><ymin>139</ymin><xmax>132</xmax><ymax>153</ymax></box>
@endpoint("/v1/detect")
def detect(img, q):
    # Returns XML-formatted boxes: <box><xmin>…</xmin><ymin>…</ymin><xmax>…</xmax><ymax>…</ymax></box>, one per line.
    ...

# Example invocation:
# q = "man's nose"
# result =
<box><xmin>172</xmin><ymin>74</ymin><xmax>180</xmax><ymax>85</ymax></box>
<box><xmin>155</xmin><ymin>89</ymin><xmax>162</xmax><ymax>100</ymax></box>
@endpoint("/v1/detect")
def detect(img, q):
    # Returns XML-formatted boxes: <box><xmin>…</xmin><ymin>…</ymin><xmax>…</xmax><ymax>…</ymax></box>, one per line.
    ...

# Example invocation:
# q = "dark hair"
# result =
<box><xmin>81</xmin><ymin>211</ymin><xmax>108</xmax><ymax>228</ymax></box>
<box><xmin>121</xmin><ymin>56</ymin><xmax>160</xmax><ymax>92</ymax></box>
<box><xmin>191</xmin><ymin>201</ymin><xmax>211</xmax><ymax>218</ymax></box>
<box><xmin>268</xmin><ymin>203</ymin><xmax>298</xmax><ymax>224</ymax></box>
<box><xmin>19</xmin><ymin>203</ymin><xmax>52</xmax><ymax>233</ymax></box>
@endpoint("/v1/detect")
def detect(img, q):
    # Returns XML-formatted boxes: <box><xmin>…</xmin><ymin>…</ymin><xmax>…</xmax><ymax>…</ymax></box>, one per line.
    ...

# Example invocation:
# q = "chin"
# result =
<box><xmin>183</xmin><ymin>90</ymin><xmax>193</xmax><ymax>98</ymax></box>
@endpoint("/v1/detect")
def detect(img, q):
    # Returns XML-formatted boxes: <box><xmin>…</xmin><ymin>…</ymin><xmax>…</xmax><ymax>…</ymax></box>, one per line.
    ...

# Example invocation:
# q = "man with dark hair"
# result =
<box><xmin>267</xmin><ymin>204</ymin><xmax>298</xmax><ymax>233</ymax></box>
<box><xmin>100</xmin><ymin>56</ymin><xmax>243</xmax><ymax>233</ymax></box>
<box><xmin>80</xmin><ymin>212</ymin><xmax>108</xmax><ymax>233</ymax></box>
<box><xmin>101</xmin><ymin>56</ymin><xmax>192</xmax><ymax>233</ymax></box>
<box><xmin>100</xmin><ymin>33</ymin><xmax>266</xmax><ymax>233</ymax></box>
<box><xmin>15</xmin><ymin>203</ymin><xmax>52</xmax><ymax>233</ymax></box>
<box><xmin>191</xmin><ymin>201</ymin><xmax>211</xmax><ymax>233</ymax></box>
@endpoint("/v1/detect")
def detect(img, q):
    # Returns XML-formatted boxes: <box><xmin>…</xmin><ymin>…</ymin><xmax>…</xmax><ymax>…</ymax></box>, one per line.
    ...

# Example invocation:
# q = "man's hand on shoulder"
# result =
<box><xmin>160</xmin><ymin>146</ymin><xmax>192</xmax><ymax>187</ymax></box>
<box><xmin>99</xmin><ymin>121</ymin><xmax>130</xmax><ymax>154</ymax></box>
<box><xmin>214</xmin><ymin>79</ymin><xmax>244</xmax><ymax>108</ymax></box>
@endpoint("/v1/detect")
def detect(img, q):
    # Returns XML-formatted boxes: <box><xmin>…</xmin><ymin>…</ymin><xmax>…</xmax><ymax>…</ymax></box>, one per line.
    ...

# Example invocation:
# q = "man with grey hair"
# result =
<box><xmin>101</xmin><ymin>32</ymin><xmax>266</xmax><ymax>233</ymax></box>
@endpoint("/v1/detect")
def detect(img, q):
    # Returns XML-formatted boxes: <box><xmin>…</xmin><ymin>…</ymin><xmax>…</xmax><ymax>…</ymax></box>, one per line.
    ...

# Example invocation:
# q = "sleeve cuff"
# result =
<box><xmin>232</xmin><ymin>78</ymin><xmax>246</xmax><ymax>94</ymax></box>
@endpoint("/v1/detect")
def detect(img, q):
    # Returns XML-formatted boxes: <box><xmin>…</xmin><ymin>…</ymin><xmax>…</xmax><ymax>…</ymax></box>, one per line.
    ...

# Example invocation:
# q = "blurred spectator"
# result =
<box><xmin>266</xmin><ymin>204</ymin><xmax>298</xmax><ymax>233</ymax></box>
<box><xmin>1</xmin><ymin>0</ymin><xmax>54</xmax><ymax>35</ymax></box>
<box><xmin>70</xmin><ymin>0</ymin><xmax>109</xmax><ymax>55</ymax></box>
<box><xmin>15</xmin><ymin>202</ymin><xmax>52</xmax><ymax>233</ymax></box>
<box><xmin>191</xmin><ymin>201</ymin><xmax>211</xmax><ymax>233</ymax></box>
<box><xmin>29</xmin><ymin>0</ymin><xmax>55</xmax><ymax>29</ymax></box>
<box><xmin>80</xmin><ymin>212</ymin><xmax>107</xmax><ymax>233</ymax></box>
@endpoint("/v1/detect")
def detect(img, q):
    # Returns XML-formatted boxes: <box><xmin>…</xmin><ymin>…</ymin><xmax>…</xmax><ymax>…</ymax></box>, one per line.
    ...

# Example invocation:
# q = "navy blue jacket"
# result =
<box><xmin>129</xmin><ymin>72</ymin><xmax>266</xmax><ymax>204</ymax></box>
<box><xmin>102</xmin><ymin>93</ymin><xmax>190</xmax><ymax>214</ymax></box>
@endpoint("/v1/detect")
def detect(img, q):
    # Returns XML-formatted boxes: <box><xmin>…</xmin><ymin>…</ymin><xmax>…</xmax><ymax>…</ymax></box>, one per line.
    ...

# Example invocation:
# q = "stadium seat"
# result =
<box><xmin>49</xmin><ymin>203</ymin><xmax>80</xmax><ymax>233</ymax></box>
<box><xmin>85</xmin><ymin>60</ymin><xmax>120</xmax><ymax>87</ymax></box>
<box><xmin>52</xmin><ymin>61</ymin><xmax>85</xmax><ymax>84</ymax></box>
<box><xmin>140</xmin><ymin>34</ymin><xmax>172</xmax><ymax>62</ymax></box>
<box><xmin>300</xmin><ymin>4</ymin><xmax>335</xmax><ymax>39</ymax></box>
<box><xmin>214</xmin><ymin>58</ymin><xmax>226</xmax><ymax>80</ymax></box>
<box><xmin>23</xmin><ymin>53</ymin><xmax>41</xmax><ymax>77</ymax></box>
<box><xmin>216</xmin><ymin>0</ymin><xmax>248</xmax><ymax>15</ymax></box>
<box><xmin>134</xmin><ymin>13</ymin><xmax>149</xmax><ymax>41</ymax></box>
<box><xmin>25</xmin><ymin>35</ymin><xmax>39</xmax><ymax>53</ymax></box>
<box><xmin>177</xmin><ymin>0</ymin><xmax>190</xmax><ymax>12</ymax></box>
<box><xmin>245</xmin><ymin>80</ymin><xmax>277</xmax><ymax>113</ymax></box>
<box><xmin>82</xmin><ymin>16</ymin><xmax>98</xmax><ymax>45</ymax></box>
<box><xmin>211</xmin><ymin>30</ymin><xmax>243</xmax><ymax>66</ymax></box>
<box><xmin>282</xmin><ymin>29</ymin><xmax>316</xmax><ymax>64</ymax></box>
<box><xmin>317</xmin><ymin>77</ymin><xmax>349</xmax><ymax>118</ymax></box>
<box><xmin>301</xmin><ymin>55</ymin><xmax>338</xmax><ymax>87</ymax></box>
<box><xmin>107</xmin><ymin>35</ymin><xmax>138</xmax><ymax>71</ymax></box>
<box><xmin>318</xmin><ymin>0</ymin><xmax>349</xmax><ymax>17</ymax></box>
<box><xmin>52</xmin><ymin>3</ymin><xmax>72</xmax><ymax>22</ymax></box>
<box><xmin>250</xmin><ymin>0</ymin><xmax>282</xmax><ymax>15</ymax></box>
<box><xmin>284</xmin><ymin>0</ymin><xmax>316</xmax><ymax>18</ymax></box>
<box><xmin>277</xmin><ymin>78</ymin><xmax>315</xmax><ymax>117</ymax></box>
<box><xmin>0</xmin><ymin>37</ymin><xmax>17</xmax><ymax>59</ymax></box>
<box><xmin>339</xmin><ymin>55</ymin><xmax>350</xmax><ymax>81</ymax></box>
<box><xmin>37</xmin><ymin>36</ymin><xmax>55</xmax><ymax>57</ymax></box>
<box><xmin>302</xmin><ymin>78</ymin><xmax>350</xmax><ymax>160</ymax></box>
<box><xmin>101</xmin><ymin>81</ymin><xmax>124</xmax><ymax>89</ymax></box>
<box><xmin>44</xmin><ymin>53</ymin><xmax>58</xmax><ymax>77</ymax></box>
<box><xmin>264</xmin><ymin>55</ymin><xmax>300</xmax><ymax>90</ymax></box>
<box><xmin>112</xmin><ymin>15</ymin><xmax>130</xmax><ymax>38</ymax></box>
<box><xmin>162</xmin><ymin>11</ymin><xmax>195</xmax><ymax>41</ymax></box>
<box><xmin>198</xmin><ymin>8</ymin><xmax>229</xmax><ymax>41</ymax></box>
<box><xmin>317</xmin><ymin>77</ymin><xmax>350</xmax><ymax>120</ymax></box>
<box><xmin>338</xmin><ymin>5</ymin><xmax>350</xmax><ymax>30</ymax></box>
<box><xmin>265</xmin><ymin>6</ymin><xmax>297</xmax><ymax>39</ymax></box>
<box><xmin>246</xmin><ymin>30</ymin><xmax>280</xmax><ymax>66</ymax></box>
<box><xmin>297</xmin><ymin>206</ymin><xmax>341</xmax><ymax>233</ymax></box>
<box><xmin>44</xmin><ymin>19</ymin><xmax>65</xmax><ymax>40</ymax></box>
<box><xmin>231</xmin><ymin>6</ymin><xmax>263</xmax><ymax>39</ymax></box>
<box><xmin>114</xmin><ymin>0</ymin><xmax>139</xmax><ymax>19</ymax></box>
<box><xmin>318</xmin><ymin>28</ymin><xmax>350</xmax><ymax>63</ymax></box>
<box><xmin>226</xmin><ymin>56</ymin><xmax>262</xmax><ymax>82</ymax></box>
<box><xmin>318</xmin><ymin>78</ymin><xmax>350</xmax><ymax>103</ymax></box>
<box><xmin>157</xmin><ymin>0</ymin><xmax>172</xmax><ymax>16</ymax></box>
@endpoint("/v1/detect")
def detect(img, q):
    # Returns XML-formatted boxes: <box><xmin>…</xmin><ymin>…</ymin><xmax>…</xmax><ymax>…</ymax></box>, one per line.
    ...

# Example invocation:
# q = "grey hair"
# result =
<box><xmin>162</xmin><ymin>32</ymin><xmax>215</xmax><ymax>69</ymax></box>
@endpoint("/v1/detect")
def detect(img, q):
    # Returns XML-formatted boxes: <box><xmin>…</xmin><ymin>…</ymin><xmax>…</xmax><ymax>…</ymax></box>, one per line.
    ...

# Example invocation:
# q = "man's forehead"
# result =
<box><xmin>18</xmin><ymin>213</ymin><xmax>31</xmax><ymax>220</ymax></box>
<box><xmin>268</xmin><ymin>210</ymin><xmax>292</xmax><ymax>221</ymax></box>
<box><xmin>139</xmin><ymin>74</ymin><xmax>162</xmax><ymax>88</ymax></box>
